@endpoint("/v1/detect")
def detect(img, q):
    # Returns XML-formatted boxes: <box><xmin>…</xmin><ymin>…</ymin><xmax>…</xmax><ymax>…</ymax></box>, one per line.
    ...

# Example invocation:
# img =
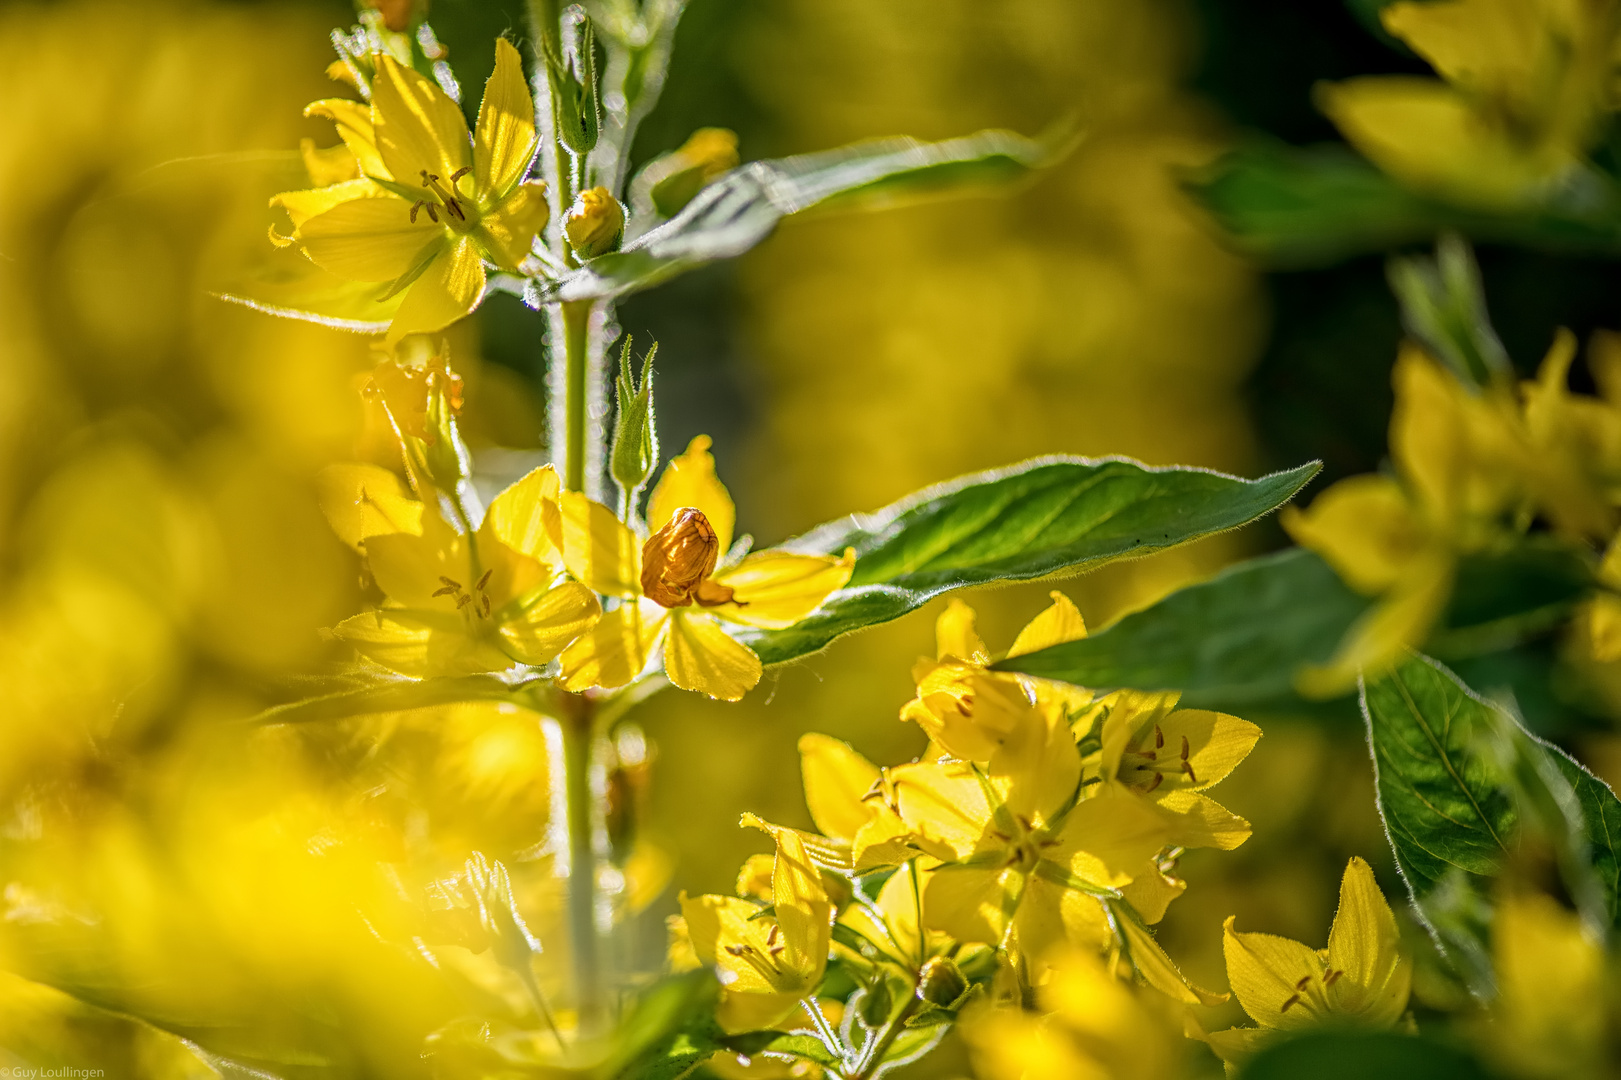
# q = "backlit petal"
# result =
<box><xmin>935</xmin><ymin>598</ymin><xmax>989</xmax><ymax>663</ymax></box>
<box><xmin>474</xmin><ymin>38</ymin><xmax>537</xmax><ymax>198</ymax></box>
<box><xmin>331</xmin><ymin>608</ymin><xmax>508</xmax><ymax>677</ymax></box>
<box><xmin>892</xmin><ymin>759</ymin><xmax>992</xmax><ymax>861</ymax></box>
<box><xmin>798</xmin><ymin>732</ymin><xmax>880</xmax><ymax>843</ymax></box>
<box><xmin>1051</xmin><ymin>793</ymin><xmax>1169</xmax><ymax>890</ymax></box>
<box><xmin>1281</xmin><ymin>475</ymin><xmax>1424</xmax><ymax>594</ymax></box>
<box><xmin>647</xmin><ymin>435</ymin><xmax>735</xmax><ymax>554</ymax></box>
<box><xmin>371</xmin><ymin>53</ymin><xmax>472</xmax><ymax>184</ymax></box>
<box><xmin>387</xmin><ymin>236</ymin><xmax>485</xmax><ymax>343</ymax></box>
<box><xmin>559</xmin><ymin>598</ymin><xmax>666</xmax><ymax>691</ymax></box>
<box><xmin>498</xmin><ymin>582</ymin><xmax>600</xmax><ymax>665</ymax></box>
<box><xmin>742</xmin><ymin>813</ymin><xmax>831</xmax><ymax>984</ymax></box>
<box><xmin>478</xmin><ymin>180</ymin><xmax>549</xmax><ymax>270</ymax></box>
<box><xmin>1125</xmin><ymin>916</ymin><xmax>1226</xmax><ymax>1006</ymax></box>
<box><xmin>708</xmin><ymin>548</ymin><xmax>854</xmax><ymax>629</ymax></box>
<box><xmin>663</xmin><ymin>611</ymin><xmax>762</xmax><ymax>701</ymax></box>
<box><xmin>298</xmin><ymin>196</ymin><xmax>441</xmax><ymax>281</ymax></box>
<box><xmin>560</xmin><ymin>491</ymin><xmax>642</xmax><ymax>596</ymax></box>
<box><xmin>316</xmin><ymin>463</ymin><xmax>422</xmax><ymax>551</ymax></box>
<box><xmin>678</xmin><ymin>892</ymin><xmax>775</xmax><ymax>995</ymax></box>
<box><xmin>306</xmin><ymin>98</ymin><xmax>389</xmax><ymax>179</ymax></box>
<box><xmin>272</xmin><ymin>178</ymin><xmax>381</xmax><ymax>230</ymax></box>
<box><xmin>364</xmin><ymin>520</ymin><xmax>467</xmax><ymax>611</ymax></box>
<box><xmin>1156</xmin><ymin>707</ymin><xmax>1262</xmax><ymax>793</ymax></box>
<box><xmin>1325</xmin><ymin>856</ymin><xmax>1410</xmax><ymax>1026</ymax></box>
<box><xmin>484</xmin><ymin>465</ymin><xmax>563</xmax><ymax>566</ymax></box>
<box><xmin>1007</xmin><ymin>591</ymin><xmax>1087</xmax><ymax>657</ymax></box>
<box><xmin>924</xmin><ymin>864</ymin><xmax>1018</xmax><ymax>946</ymax></box>
<box><xmin>1157</xmin><ymin>790</ymin><xmax>1252</xmax><ymax>850</ymax></box>
<box><xmin>1223</xmin><ymin>916</ymin><xmax>1327</xmax><ymax>1030</ymax></box>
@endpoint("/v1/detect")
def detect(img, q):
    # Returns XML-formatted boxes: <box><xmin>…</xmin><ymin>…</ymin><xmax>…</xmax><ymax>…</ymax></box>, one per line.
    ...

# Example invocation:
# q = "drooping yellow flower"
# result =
<box><xmin>558</xmin><ymin>435</ymin><xmax>854</xmax><ymax>701</ymax></box>
<box><xmin>678</xmin><ymin>814</ymin><xmax>833</xmax><ymax>1032</ymax></box>
<box><xmin>1206</xmin><ymin>857</ymin><xmax>1411</xmax><ymax>1068</ymax></box>
<box><xmin>322</xmin><ymin>463</ymin><xmax>600</xmax><ymax>676</ymax></box>
<box><xmin>1318</xmin><ymin>0</ymin><xmax>1619</xmax><ymax>209</ymax></box>
<box><xmin>271</xmin><ymin>40</ymin><xmax>549</xmax><ymax>342</ymax></box>
<box><xmin>901</xmin><ymin>593</ymin><xmax>1091</xmax><ymax>761</ymax></box>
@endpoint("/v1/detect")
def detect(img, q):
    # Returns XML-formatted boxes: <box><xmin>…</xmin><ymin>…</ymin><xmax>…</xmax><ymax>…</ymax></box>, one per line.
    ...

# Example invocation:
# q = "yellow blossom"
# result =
<box><xmin>558</xmin><ymin>435</ymin><xmax>854</xmax><ymax>701</ymax></box>
<box><xmin>323</xmin><ymin>464</ymin><xmax>599</xmax><ymax>676</ymax></box>
<box><xmin>901</xmin><ymin>593</ymin><xmax>1091</xmax><ymax>762</ymax></box>
<box><xmin>678</xmin><ymin>814</ymin><xmax>833</xmax><ymax>1032</ymax></box>
<box><xmin>563</xmin><ymin>186</ymin><xmax>626</xmax><ymax>258</ymax></box>
<box><xmin>798</xmin><ymin>732</ymin><xmax>923</xmax><ymax>871</ymax></box>
<box><xmin>271</xmin><ymin>40</ymin><xmax>550</xmax><ymax>342</ymax></box>
<box><xmin>1318</xmin><ymin>0</ymin><xmax>1619</xmax><ymax>209</ymax></box>
<box><xmin>1207</xmin><ymin>857</ymin><xmax>1411</xmax><ymax>1068</ymax></box>
<box><xmin>649</xmin><ymin>128</ymin><xmax>742</xmax><ymax>217</ymax></box>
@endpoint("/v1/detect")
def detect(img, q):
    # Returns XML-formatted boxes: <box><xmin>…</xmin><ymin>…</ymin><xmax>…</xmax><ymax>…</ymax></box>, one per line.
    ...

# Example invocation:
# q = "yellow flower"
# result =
<box><xmin>1207</xmin><ymin>857</ymin><xmax>1412</xmax><ymax>1068</ymax></box>
<box><xmin>1318</xmin><ymin>0</ymin><xmax>1618</xmax><ymax>209</ymax></box>
<box><xmin>901</xmin><ymin>593</ymin><xmax>1091</xmax><ymax>761</ymax></box>
<box><xmin>964</xmin><ymin>947</ymin><xmax>1189</xmax><ymax>1080</ymax></box>
<box><xmin>563</xmin><ymin>186</ymin><xmax>626</xmax><ymax>258</ymax></box>
<box><xmin>323</xmin><ymin>464</ymin><xmax>600</xmax><ymax>676</ymax></box>
<box><xmin>798</xmin><ymin>732</ymin><xmax>923</xmax><ymax>872</ymax></box>
<box><xmin>271</xmin><ymin>40</ymin><xmax>550</xmax><ymax>342</ymax></box>
<box><xmin>678</xmin><ymin>814</ymin><xmax>833</xmax><ymax>1032</ymax></box>
<box><xmin>1479</xmin><ymin>891</ymin><xmax>1608</xmax><ymax>1080</ymax></box>
<box><xmin>558</xmin><ymin>435</ymin><xmax>854</xmax><ymax>701</ymax></box>
<box><xmin>648</xmin><ymin>128</ymin><xmax>742</xmax><ymax>217</ymax></box>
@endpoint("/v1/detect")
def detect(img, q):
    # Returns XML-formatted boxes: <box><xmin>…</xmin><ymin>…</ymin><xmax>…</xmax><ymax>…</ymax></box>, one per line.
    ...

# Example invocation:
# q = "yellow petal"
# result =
<box><xmin>924</xmin><ymin>864</ymin><xmax>1019</xmax><ymax>946</ymax></box>
<box><xmin>306</xmin><ymin>97</ymin><xmax>389</xmax><ymax>179</ymax></box>
<box><xmin>935</xmin><ymin>598</ymin><xmax>989</xmax><ymax>663</ymax></box>
<box><xmin>1051</xmin><ymin>793</ymin><xmax>1169</xmax><ymax>890</ymax></box>
<box><xmin>1155</xmin><ymin>707</ymin><xmax>1263</xmax><ymax>794</ymax></box>
<box><xmin>1121</xmin><ymin>912</ymin><xmax>1227</xmax><ymax>1007</ymax></box>
<box><xmin>1380</xmin><ymin>0</ymin><xmax>1544</xmax><ymax>96</ymax></box>
<box><xmin>741</xmin><ymin>813</ymin><xmax>831</xmax><ymax>983</ymax></box>
<box><xmin>371</xmin><ymin>52</ymin><xmax>472</xmax><ymax>184</ymax></box>
<box><xmin>892</xmin><ymin>759</ymin><xmax>993</xmax><ymax>861</ymax></box>
<box><xmin>708</xmin><ymin>548</ymin><xmax>854</xmax><ymax>629</ymax></box>
<box><xmin>1007</xmin><ymin>591</ymin><xmax>1087</xmax><ymax>657</ymax></box>
<box><xmin>798</xmin><ymin>732</ymin><xmax>880</xmax><ymax>843</ymax></box>
<box><xmin>316</xmin><ymin>463</ymin><xmax>422</xmax><ymax>551</ymax></box>
<box><xmin>1202</xmin><ymin>1026</ymin><xmax>1273</xmax><ymax>1068</ymax></box>
<box><xmin>715</xmin><ymin>991</ymin><xmax>803</xmax><ymax>1035</ymax></box>
<box><xmin>1296</xmin><ymin>550</ymin><xmax>1455</xmax><ymax>697</ymax></box>
<box><xmin>852</xmin><ymin>809</ymin><xmax>920</xmax><ymax>872</ymax></box>
<box><xmin>387</xmin><ymin>236</ymin><xmax>486</xmax><ymax>343</ymax></box>
<box><xmin>1281</xmin><ymin>475</ymin><xmax>1425</xmax><ymax>594</ymax></box>
<box><xmin>647</xmin><ymin>434</ymin><xmax>735</xmax><ymax>555</ymax></box>
<box><xmin>478</xmin><ymin>180</ymin><xmax>549</xmax><ymax>270</ymax></box>
<box><xmin>1118</xmin><ymin>861</ymin><xmax>1186</xmax><ymax>924</ymax></box>
<box><xmin>474</xmin><ymin>37</ymin><xmax>537</xmax><ymax>198</ymax></box>
<box><xmin>298</xmin><ymin>196</ymin><xmax>442</xmax><ymax>281</ymax></box>
<box><xmin>734</xmin><ymin>853</ymin><xmax>775</xmax><ymax>902</ymax></box>
<box><xmin>300</xmin><ymin>138</ymin><xmax>360</xmax><ymax>187</ymax></box>
<box><xmin>498</xmin><ymin>581</ymin><xmax>600</xmax><ymax>665</ymax></box>
<box><xmin>272</xmin><ymin>178</ymin><xmax>381</xmax><ymax>230</ymax></box>
<box><xmin>1325</xmin><ymin>857</ymin><xmax>1410</xmax><ymax>1026</ymax></box>
<box><xmin>331</xmin><ymin>608</ymin><xmax>507</xmax><ymax>676</ymax></box>
<box><xmin>1157</xmin><ymin>790</ymin><xmax>1253</xmax><ymax>850</ymax></box>
<box><xmin>484</xmin><ymin>465</ymin><xmax>563</xmax><ymax>566</ymax></box>
<box><xmin>678</xmin><ymin>892</ymin><xmax>776</xmax><ymax>994</ymax></box>
<box><xmin>1222</xmin><ymin>916</ymin><xmax>1326</xmax><ymax>1030</ymax></box>
<box><xmin>560</xmin><ymin>598</ymin><xmax>666</xmax><ymax>692</ymax></box>
<box><xmin>364</xmin><ymin>521</ymin><xmax>467</xmax><ymax>610</ymax></box>
<box><xmin>989</xmin><ymin>699</ymin><xmax>1081</xmax><ymax>826</ymax></box>
<box><xmin>560</xmin><ymin>491</ymin><xmax>642</xmax><ymax>596</ymax></box>
<box><xmin>1098</xmin><ymin>690</ymin><xmax>1180</xmax><ymax>784</ymax></box>
<box><xmin>664</xmin><ymin>611</ymin><xmax>762</xmax><ymax>702</ymax></box>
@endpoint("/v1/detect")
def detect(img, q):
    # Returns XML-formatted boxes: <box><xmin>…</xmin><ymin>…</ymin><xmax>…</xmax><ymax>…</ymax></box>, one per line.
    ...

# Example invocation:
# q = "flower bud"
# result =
<box><xmin>916</xmin><ymin>956</ymin><xmax>968</xmax><ymax>1007</ymax></box>
<box><xmin>564</xmin><ymin>186</ymin><xmax>624</xmax><ymax>258</ymax></box>
<box><xmin>650</xmin><ymin>128</ymin><xmax>740</xmax><ymax>217</ymax></box>
<box><xmin>610</xmin><ymin>337</ymin><xmax>659</xmax><ymax>510</ymax></box>
<box><xmin>641</xmin><ymin>507</ymin><xmax>719</xmax><ymax>607</ymax></box>
<box><xmin>545</xmin><ymin>11</ymin><xmax>600</xmax><ymax>156</ymax></box>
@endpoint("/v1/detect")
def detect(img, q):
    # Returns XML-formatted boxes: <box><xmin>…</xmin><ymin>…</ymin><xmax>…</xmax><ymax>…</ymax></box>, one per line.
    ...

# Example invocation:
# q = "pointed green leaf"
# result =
<box><xmin>993</xmin><ymin>548</ymin><xmax>1370</xmax><ymax>714</ymax></box>
<box><xmin>736</xmin><ymin>457</ymin><xmax>1319</xmax><ymax>666</ymax></box>
<box><xmin>532</xmin><ymin>127</ymin><xmax>1061</xmax><ymax>303</ymax></box>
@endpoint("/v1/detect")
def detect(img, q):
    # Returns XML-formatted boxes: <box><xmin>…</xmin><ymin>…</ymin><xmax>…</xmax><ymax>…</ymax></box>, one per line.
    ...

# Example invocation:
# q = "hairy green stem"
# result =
<box><xmin>560</xmin><ymin>691</ymin><xmax>602</xmax><ymax>1030</ymax></box>
<box><xmin>852</xmin><ymin>992</ymin><xmax>920</xmax><ymax>1080</ymax></box>
<box><xmin>561</xmin><ymin>299</ymin><xmax>593</xmax><ymax>493</ymax></box>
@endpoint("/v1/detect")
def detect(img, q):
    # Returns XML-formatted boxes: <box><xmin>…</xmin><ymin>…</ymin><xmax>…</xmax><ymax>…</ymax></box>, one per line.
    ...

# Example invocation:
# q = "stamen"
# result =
<box><xmin>480</xmin><ymin>594</ymin><xmax>491</xmax><ymax>618</ymax></box>
<box><xmin>767</xmin><ymin>925</ymin><xmax>779</xmax><ymax>946</ymax></box>
<box><xmin>1154</xmin><ymin>725</ymin><xmax>1164</xmax><ymax>749</ymax></box>
<box><xmin>1139</xmin><ymin>750</ymin><xmax>1157</xmax><ymax>761</ymax></box>
<box><xmin>769</xmin><ymin>945</ymin><xmax>785</xmax><ymax>958</ymax></box>
<box><xmin>1015</xmin><ymin>814</ymin><xmax>1034</xmax><ymax>832</ymax></box>
<box><xmin>1280</xmin><ymin>993</ymin><xmax>1302</xmax><ymax>1013</ymax></box>
<box><xmin>425</xmin><ymin>203</ymin><xmax>439</xmax><ymax>223</ymax></box>
<box><xmin>431</xmin><ymin>585</ymin><xmax>457</xmax><ymax>598</ymax></box>
<box><xmin>450</xmin><ymin>166</ymin><xmax>472</xmax><ymax>182</ymax></box>
<box><xmin>1144</xmin><ymin>773</ymin><xmax>1164</xmax><ymax>793</ymax></box>
<box><xmin>724</xmin><ymin>945</ymin><xmax>747</xmax><ymax>957</ymax></box>
<box><xmin>439</xmin><ymin>576</ymin><xmax>461</xmax><ymax>588</ymax></box>
<box><xmin>1180</xmin><ymin>735</ymin><xmax>1190</xmax><ymax>761</ymax></box>
<box><xmin>410</xmin><ymin>201</ymin><xmax>423</xmax><ymax>223</ymax></box>
<box><xmin>1294</xmin><ymin>975</ymin><xmax>1311</xmax><ymax>991</ymax></box>
<box><xmin>455</xmin><ymin>594</ymin><xmax>472</xmax><ymax>609</ymax></box>
<box><xmin>1324</xmin><ymin>969</ymin><xmax>1343</xmax><ymax>986</ymax></box>
<box><xmin>1182</xmin><ymin>760</ymin><xmax>1198</xmax><ymax>783</ymax></box>
<box><xmin>475</xmin><ymin>569</ymin><xmax>493</xmax><ymax>590</ymax></box>
<box><xmin>990</xmin><ymin>829</ymin><xmax>1010</xmax><ymax>842</ymax></box>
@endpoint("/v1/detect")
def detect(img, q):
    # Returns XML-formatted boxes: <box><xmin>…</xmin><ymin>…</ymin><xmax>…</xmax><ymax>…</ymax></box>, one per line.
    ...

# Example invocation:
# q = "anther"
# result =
<box><xmin>1280</xmin><ymin>993</ymin><xmax>1301</xmax><ymax>1013</ymax></box>
<box><xmin>725</xmin><ymin>945</ymin><xmax>746</xmax><ymax>957</ymax></box>
<box><xmin>1180</xmin><ymin>735</ymin><xmax>1190</xmax><ymax>761</ymax></box>
<box><xmin>1324</xmin><ymin>969</ymin><xmax>1343</xmax><ymax>986</ymax></box>
<box><xmin>769</xmin><ymin>945</ymin><xmax>785</xmax><ymax>958</ymax></box>
<box><xmin>456</xmin><ymin>594</ymin><xmax>473</xmax><ymax>609</ymax></box>
<box><xmin>476</xmin><ymin>569</ymin><xmax>493</xmax><ymax>590</ymax></box>
<box><xmin>767</xmin><ymin>925</ymin><xmax>779</xmax><ymax>946</ymax></box>
<box><xmin>410</xmin><ymin>201</ymin><xmax>423</xmax><ymax>223</ymax></box>
<box><xmin>432</xmin><ymin>584</ymin><xmax>457</xmax><ymax>597</ymax></box>
<box><xmin>480</xmin><ymin>594</ymin><xmax>491</xmax><ymax>618</ymax></box>
<box><xmin>1154</xmin><ymin>725</ymin><xmax>1164</xmax><ymax>749</ymax></box>
<box><xmin>1294</xmin><ymin>975</ymin><xmax>1311</xmax><ymax>991</ymax></box>
<box><xmin>1144</xmin><ymin>773</ymin><xmax>1164</xmax><ymax>793</ymax></box>
<box><xmin>439</xmin><ymin>576</ymin><xmax>461</xmax><ymax>588</ymax></box>
<box><xmin>425</xmin><ymin>203</ymin><xmax>439</xmax><ymax>223</ymax></box>
<box><xmin>1182</xmin><ymin>760</ymin><xmax>1198</xmax><ymax>783</ymax></box>
<box><xmin>1139</xmin><ymin>750</ymin><xmax>1157</xmax><ymax>761</ymax></box>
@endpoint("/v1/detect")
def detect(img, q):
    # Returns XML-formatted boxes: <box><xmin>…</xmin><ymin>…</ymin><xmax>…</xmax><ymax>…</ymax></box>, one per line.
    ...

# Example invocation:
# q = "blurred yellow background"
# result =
<box><xmin>0</xmin><ymin>0</ymin><xmax>1390</xmax><ymax>1071</ymax></box>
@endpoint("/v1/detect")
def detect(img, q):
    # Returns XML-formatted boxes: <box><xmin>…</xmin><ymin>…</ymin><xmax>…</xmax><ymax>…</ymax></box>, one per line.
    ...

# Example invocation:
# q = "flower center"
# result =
<box><xmin>1280</xmin><ymin>967</ymin><xmax>1345</xmax><ymax>1015</ymax></box>
<box><xmin>411</xmin><ymin>167</ymin><xmax>472</xmax><ymax>227</ymax></box>
<box><xmin>723</xmin><ymin>921</ymin><xmax>789</xmax><ymax>983</ymax></box>
<box><xmin>640</xmin><ymin>507</ymin><xmax>738</xmax><ymax>609</ymax></box>
<box><xmin>432</xmin><ymin>568</ymin><xmax>495</xmax><ymax>619</ymax></box>
<box><xmin>1124</xmin><ymin>724</ymin><xmax>1197</xmax><ymax>793</ymax></box>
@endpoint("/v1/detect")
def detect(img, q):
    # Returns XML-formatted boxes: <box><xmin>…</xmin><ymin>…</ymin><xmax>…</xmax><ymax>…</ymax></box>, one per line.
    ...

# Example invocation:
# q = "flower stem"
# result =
<box><xmin>559</xmin><ymin>690</ymin><xmax>603</xmax><ymax>1031</ymax></box>
<box><xmin>561</xmin><ymin>299</ymin><xmax>593</xmax><ymax>493</ymax></box>
<box><xmin>851</xmin><ymin>993</ymin><xmax>921</xmax><ymax>1080</ymax></box>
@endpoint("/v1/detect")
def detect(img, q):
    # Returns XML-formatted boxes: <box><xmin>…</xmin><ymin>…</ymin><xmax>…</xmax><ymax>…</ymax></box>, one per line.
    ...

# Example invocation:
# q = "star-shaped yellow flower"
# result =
<box><xmin>799</xmin><ymin>732</ymin><xmax>923</xmax><ymax>872</ymax></box>
<box><xmin>678</xmin><ymin>814</ymin><xmax>833</xmax><ymax>1032</ymax></box>
<box><xmin>1207</xmin><ymin>857</ymin><xmax>1412</xmax><ymax>1067</ymax></box>
<box><xmin>271</xmin><ymin>40</ymin><xmax>549</xmax><ymax>342</ymax></box>
<box><xmin>322</xmin><ymin>463</ymin><xmax>599</xmax><ymax>676</ymax></box>
<box><xmin>558</xmin><ymin>435</ymin><xmax>854</xmax><ymax>701</ymax></box>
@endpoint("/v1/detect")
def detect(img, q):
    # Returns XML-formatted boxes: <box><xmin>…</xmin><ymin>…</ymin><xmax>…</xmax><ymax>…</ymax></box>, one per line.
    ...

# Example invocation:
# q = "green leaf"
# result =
<box><xmin>609</xmin><ymin>970</ymin><xmax>723</xmax><ymax>1079</ymax></box>
<box><xmin>992</xmin><ymin>547</ymin><xmax>1370</xmax><ymax>714</ymax></box>
<box><xmin>249</xmin><ymin>673</ymin><xmax>522</xmax><ymax>725</ymax></box>
<box><xmin>1361</xmin><ymin>652</ymin><xmax>1621</xmax><ymax>994</ymax></box>
<box><xmin>1239</xmin><ymin>1031</ymin><xmax>1492</xmax><ymax>1080</ymax></box>
<box><xmin>1430</xmin><ymin>540</ymin><xmax>1596</xmax><ymax>657</ymax></box>
<box><xmin>532</xmin><ymin>127</ymin><xmax>1060</xmax><ymax>304</ymax></box>
<box><xmin>1386</xmin><ymin>233</ymin><xmax>1510</xmax><ymax>388</ymax></box>
<box><xmin>720</xmin><ymin>1030</ymin><xmax>842</xmax><ymax>1068</ymax></box>
<box><xmin>1185</xmin><ymin>142</ymin><xmax>1621</xmax><ymax>268</ymax></box>
<box><xmin>739</xmin><ymin>458</ymin><xmax>1320</xmax><ymax>668</ymax></box>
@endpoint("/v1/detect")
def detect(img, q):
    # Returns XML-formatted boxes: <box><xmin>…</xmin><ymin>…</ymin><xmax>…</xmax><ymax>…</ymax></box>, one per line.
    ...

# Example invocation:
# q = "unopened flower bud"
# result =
<box><xmin>641</xmin><ymin>507</ymin><xmax>720</xmax><ymax>608</ymax></box>
<box><xmin>916</xmin><ymin>956</ymin><xmax>968</xmax><ymax>1007</ymax></box>
<box><xmin>564</xmin><ymin>187</ymin><xmax>624</xmax><ymax>258</ymax></box>
<box><xmin>651</xmin><ymin>128</ymin><xmax>740</xmax><ymax>217</ymax></box>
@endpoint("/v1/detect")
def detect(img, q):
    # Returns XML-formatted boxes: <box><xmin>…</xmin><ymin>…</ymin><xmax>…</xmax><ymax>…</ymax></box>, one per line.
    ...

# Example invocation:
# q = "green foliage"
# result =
<box><xmin>531</xmin><ymin>127</ymin><xmax>1059</xmax><ymax>303</ymax></box>
<box><xmin>1386</xmin><ymin>233</ymin><xmax>1510</xmax><ymax>389</ymax></box>
<box><xmin>1239</xmin><ymin>1031</ymin><xmax>1493</xmax><ymax>1080</ymax></box>
<box><xmin>736</xmin><ymin>458</ymin><xmax>1320</xmax><ymax>666</ymax></box>
<box><xmin>610</xmin><ymin>337</ymin><xmax>659</xmax><ymax>512</ymax></box>
<box><xmin>994</xmin><ymin>547</ymin><xmax>1369</xmax><ymax>715</ymax></box>
<box><xmin>1361</xmin><ymin>653</ymin><xmax>1621</xmax><ymax>993</ymax></box>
